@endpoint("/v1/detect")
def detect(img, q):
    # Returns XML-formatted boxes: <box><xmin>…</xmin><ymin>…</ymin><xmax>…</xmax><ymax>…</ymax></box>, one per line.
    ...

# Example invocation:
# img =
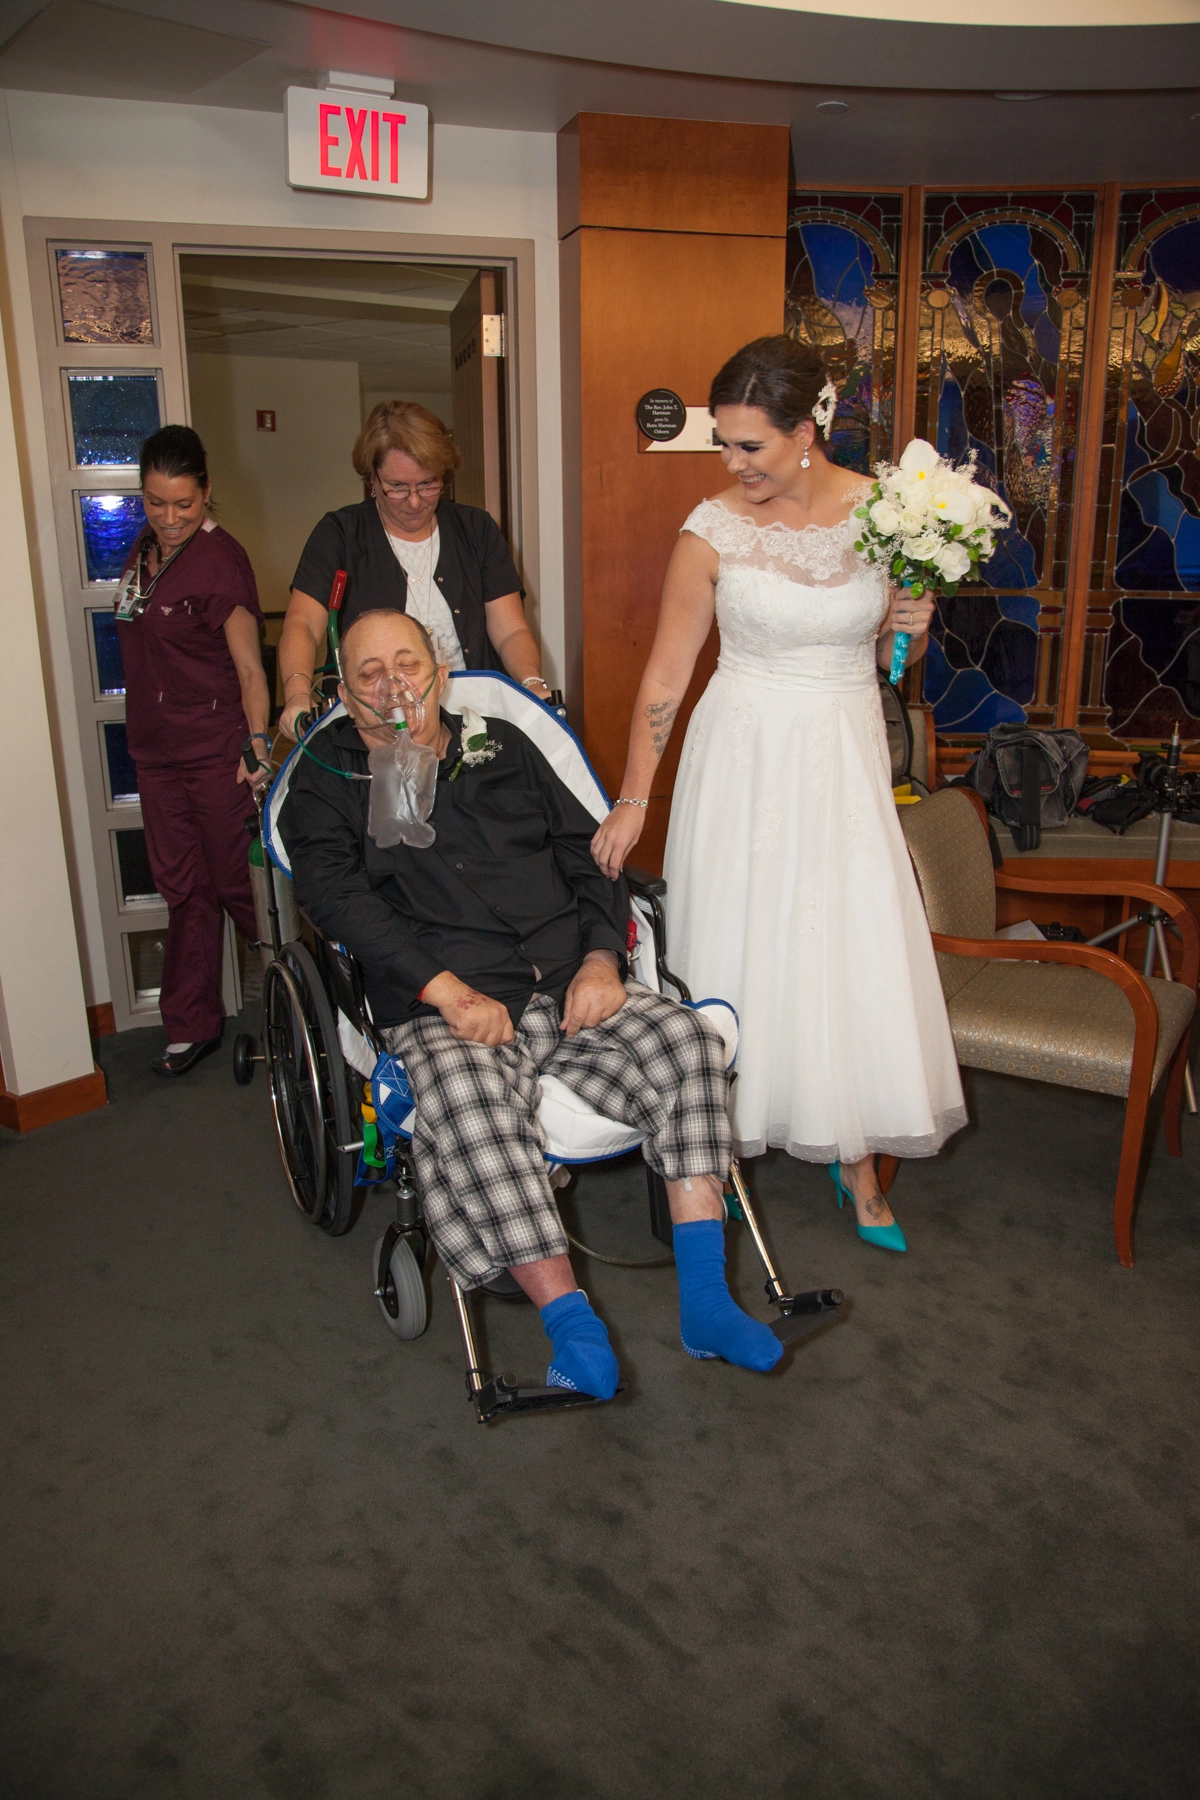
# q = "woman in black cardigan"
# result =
<box><xmin>278</xmin><ymin>401</ymin><xmax>550</xmax><ymax>738</ymax></box>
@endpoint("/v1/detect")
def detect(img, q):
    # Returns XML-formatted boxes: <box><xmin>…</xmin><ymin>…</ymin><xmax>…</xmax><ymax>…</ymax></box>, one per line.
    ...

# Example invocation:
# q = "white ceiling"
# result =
<box><xmin>0</xmin><ymin>0</ymin><xmax>1196</xmax><ymax>183</ymax></box>
<box><xmin>718</xmin><ymin>0</ymin><xmax>1200</xmax><ymax>22</ymax></box>
<box><xmin>180</xmin><ymin>255</ymin><xmax>471</xmax><ymax>397</ymax></box>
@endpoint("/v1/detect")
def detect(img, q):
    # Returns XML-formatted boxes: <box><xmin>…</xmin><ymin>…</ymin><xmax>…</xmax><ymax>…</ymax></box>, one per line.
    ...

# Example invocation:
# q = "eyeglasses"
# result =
<box><xmin>375</xmin><ymin>477</ymin><xmax>442</xmax><ymax>502</ymax></box>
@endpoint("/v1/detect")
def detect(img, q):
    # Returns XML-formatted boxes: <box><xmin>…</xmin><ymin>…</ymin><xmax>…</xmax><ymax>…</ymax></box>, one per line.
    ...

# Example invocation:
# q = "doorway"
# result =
<box><xmin>179</xmin><ymin>252</ymin><xmax>511</xmax><ymax>711</ymax></box>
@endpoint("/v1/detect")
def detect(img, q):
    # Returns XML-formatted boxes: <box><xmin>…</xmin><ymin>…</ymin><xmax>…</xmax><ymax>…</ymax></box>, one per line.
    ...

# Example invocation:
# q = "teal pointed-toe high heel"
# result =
<box><xmin>828</xmin><ymin>1162</ymin><xmax>907</xmax><ymax>1253</ymax></box>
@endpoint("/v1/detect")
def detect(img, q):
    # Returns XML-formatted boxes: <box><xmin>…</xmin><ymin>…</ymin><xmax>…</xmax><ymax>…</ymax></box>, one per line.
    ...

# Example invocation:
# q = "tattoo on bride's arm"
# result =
<box><xmin>645</xmin><ymin>698</ymin><xmax>679</xmax><ymax>756</ymax></box>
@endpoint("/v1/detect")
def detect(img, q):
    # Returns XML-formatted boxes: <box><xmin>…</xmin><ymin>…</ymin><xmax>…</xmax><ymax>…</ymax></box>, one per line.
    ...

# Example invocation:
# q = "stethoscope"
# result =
<box><xmin>113</xmin><ymin>527</ymin><xmax>200</xmax><ymax>621</ymax></box>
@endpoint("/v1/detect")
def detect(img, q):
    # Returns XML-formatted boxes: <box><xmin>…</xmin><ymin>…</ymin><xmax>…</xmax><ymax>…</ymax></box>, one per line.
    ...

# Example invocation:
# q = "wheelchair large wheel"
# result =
<box><xmin>374</xmin><ymin>1230</ymin><xmax>428</xmax><ymax>1339</ymax></box>
<box><xmin>264</xmin><ymin>941</ymin><xmax>358</xmax><ymax>1236</ymax></box>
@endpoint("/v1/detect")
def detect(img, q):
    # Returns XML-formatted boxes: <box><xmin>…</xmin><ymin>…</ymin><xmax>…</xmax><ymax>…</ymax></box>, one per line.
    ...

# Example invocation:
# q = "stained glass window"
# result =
<box><xmin>786</xmin><ymin>193</ymin><xmax>902</xmax><ymax>474</ymax></box>
<box><xmin>114</xmin><ymin>830</ymin><xmax>161</xmax><ymax>909</ymax></box>
<box><xmin>55</xmin><ymin>249</ymin><xmax>153</xmax><ymax>346</ymax></box>
<box><xmin>67</xmin><ymin>372</ymin><xmax>161</xmax><ymax>467</ymax></box>
<box><xmin>913</xmin><ymin>191</ymin><xmax>1096</xmax><ymax>734</ymax></box>
<box><xmin>78</xmin><ymin>493</ymin><xmax>145</xmax><ymax>584</ymax></box>
<box><xmin>101</xmin><ymin>721</ymin><xmax>139</xmax><ymax>806</ymax></box>
<box><xmin>89</xmin><ymin>610</ymin><xmax>125</xmax><ymax>696</ymax></box>
<box><xmin>1090</xmin><ymin>190</ymin><xmax>1200</xmax><ymax>744</ymax></box>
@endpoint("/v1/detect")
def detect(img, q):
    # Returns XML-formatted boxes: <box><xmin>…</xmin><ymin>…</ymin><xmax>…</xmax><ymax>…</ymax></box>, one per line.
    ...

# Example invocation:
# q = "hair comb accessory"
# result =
<box><xmin>811</xmin><ymin>379</ymin><xmax>838</xmax><ymax>440</ymax></box>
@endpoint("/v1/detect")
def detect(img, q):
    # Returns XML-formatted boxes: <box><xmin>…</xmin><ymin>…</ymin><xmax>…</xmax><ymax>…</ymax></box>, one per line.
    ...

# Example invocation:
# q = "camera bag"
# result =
<box><xmin>967</xmin><ymin>723</ymin><xmax>1089</xmax><ymax>851</ymax></box>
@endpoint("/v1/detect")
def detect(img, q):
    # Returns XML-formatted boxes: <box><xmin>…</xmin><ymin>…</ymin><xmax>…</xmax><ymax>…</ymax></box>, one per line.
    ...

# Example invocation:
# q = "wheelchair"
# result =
<box><xmin>240</xmin><ymin>672</ymin><xmax>843</xmax><ymax>1423</ymax></box>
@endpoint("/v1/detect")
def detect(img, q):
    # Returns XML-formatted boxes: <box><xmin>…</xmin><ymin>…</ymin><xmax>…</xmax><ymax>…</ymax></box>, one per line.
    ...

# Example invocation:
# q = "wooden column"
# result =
<box><xmin>558</xmin><ymin>114</ymin><xmax>790</xmax><ymax>871</ymax></box>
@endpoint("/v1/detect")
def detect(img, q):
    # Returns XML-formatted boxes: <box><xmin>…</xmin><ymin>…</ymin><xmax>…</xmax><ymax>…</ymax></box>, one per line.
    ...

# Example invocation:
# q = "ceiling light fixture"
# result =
<box><xmin>816</xmin><ymin>98</ymin><xmax>851</xmax><ymax>112</ymax></box>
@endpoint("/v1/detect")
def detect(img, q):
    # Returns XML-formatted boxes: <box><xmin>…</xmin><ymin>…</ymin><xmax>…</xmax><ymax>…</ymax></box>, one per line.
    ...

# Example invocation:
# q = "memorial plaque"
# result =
<box><xmin>636</xmin><ymin>389</ymin><xmax>687</xmax><ymax>442</ymax></box>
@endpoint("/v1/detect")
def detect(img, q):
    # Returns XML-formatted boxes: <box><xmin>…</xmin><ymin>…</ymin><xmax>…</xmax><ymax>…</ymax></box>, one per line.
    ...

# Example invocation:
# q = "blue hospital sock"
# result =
<box><xmin>541</xmin><ymin>1291</ymin><xmax>620</xmax><ymax>1400</ymax></box>
<box><xmin>674</xmin><ymin>1219</ymin><xmax>783</xmax><ymax>1371</ymax></box>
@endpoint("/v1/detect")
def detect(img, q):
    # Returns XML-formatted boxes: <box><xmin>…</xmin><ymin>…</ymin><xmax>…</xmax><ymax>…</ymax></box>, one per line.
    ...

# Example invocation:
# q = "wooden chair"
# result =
<box><xmin>880</xmin><ymin>788</ymin><xmax>1197</xmax><ymax>1266</ymax></box>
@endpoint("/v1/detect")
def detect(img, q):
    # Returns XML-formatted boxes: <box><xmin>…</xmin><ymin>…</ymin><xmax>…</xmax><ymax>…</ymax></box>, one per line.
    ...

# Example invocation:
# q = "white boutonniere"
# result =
<box><xmin>449</xmin><ymin>707</ymin><xmax>500</xmax><ymax>779</ymax></box>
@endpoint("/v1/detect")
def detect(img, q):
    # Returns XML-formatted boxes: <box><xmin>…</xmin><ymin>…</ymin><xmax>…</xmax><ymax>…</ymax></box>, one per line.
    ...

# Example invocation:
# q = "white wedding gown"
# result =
<box><xmin>662</xmin><ymin>497</ymin><xmax>967</xmax><ymax>1163</ymax></box>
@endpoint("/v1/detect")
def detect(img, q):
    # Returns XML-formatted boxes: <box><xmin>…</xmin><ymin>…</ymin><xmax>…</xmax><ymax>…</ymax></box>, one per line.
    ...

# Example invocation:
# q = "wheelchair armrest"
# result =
<box><xmin>625</xmin><ymin>865</ymin><xmax>667</xmax><ymax>898</ymax></box>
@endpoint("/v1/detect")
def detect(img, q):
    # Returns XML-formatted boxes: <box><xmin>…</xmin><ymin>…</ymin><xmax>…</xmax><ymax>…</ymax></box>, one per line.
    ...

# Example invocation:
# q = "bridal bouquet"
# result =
<box><xmin>852</xmin><ymin>438</ymin><xmax>1012</xmax><ymax>683</ymax></box>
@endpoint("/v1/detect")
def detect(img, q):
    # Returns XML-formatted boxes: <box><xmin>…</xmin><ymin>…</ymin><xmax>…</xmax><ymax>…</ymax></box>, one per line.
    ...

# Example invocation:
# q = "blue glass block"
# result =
<box><xmin>79</xmin><ymin>493</ymin><xmax>145</xmax><ymax>584</ymax></box>
<box><xmin>56</xmin><ymin>249</ymin><xmax>152</xmax><ymax>346</ymax></box>
<box><xmin>114</xmin><ymin>830</ymin><xmax>161</xmax><ymax>907</ymax></box>
<box><xmin>102</xmin><ymin>721</ymin><xmax>138</xmax><ymax>805</ymax></box>
<box><xmin>90</xmin><ymin>610</ymin><xmax>125</xmax><ymax>695</ymax></box>
<box><xmin>68</xmin><ymin>372</ymin><xmax>160</xmax><ymax>467</ymax></box>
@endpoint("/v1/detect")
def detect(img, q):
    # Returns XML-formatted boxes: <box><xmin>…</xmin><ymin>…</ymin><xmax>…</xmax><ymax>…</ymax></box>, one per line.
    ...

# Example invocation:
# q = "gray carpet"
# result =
<box><xmin>2</xmin><ymin>1019</ymin><xmax>1198</xmax><ymax>1799</ymax></box>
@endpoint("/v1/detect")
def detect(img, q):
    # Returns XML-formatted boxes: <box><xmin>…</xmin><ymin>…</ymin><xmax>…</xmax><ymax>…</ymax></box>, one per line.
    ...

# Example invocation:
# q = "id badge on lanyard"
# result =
<box><xmin>113</xmin><ymin>563</ymin><xmax>144</xmax><ymax>621</ymax></box>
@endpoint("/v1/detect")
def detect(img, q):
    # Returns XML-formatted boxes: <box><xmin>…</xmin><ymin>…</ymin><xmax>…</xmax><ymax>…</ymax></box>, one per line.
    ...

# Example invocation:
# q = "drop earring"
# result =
<box><xmin>800</xmin><ymin>442</ymin><xmax>811</xmax><ymax>470</ymax></box>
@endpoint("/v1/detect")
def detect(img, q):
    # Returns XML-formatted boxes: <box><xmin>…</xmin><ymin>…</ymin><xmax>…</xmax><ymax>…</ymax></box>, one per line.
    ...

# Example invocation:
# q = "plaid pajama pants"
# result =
<box><xmin>383</xmin><ymin>983</ymin><xmax>731</xmax><ymax>1290</ymax></box>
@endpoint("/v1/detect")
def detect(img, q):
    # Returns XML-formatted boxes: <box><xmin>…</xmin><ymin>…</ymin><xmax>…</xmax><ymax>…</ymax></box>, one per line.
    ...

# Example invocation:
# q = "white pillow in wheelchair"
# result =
<box><xmin>355</xmin><ymin>995</ymin><xmax>738</xmax><ymax>1167</ymax></box>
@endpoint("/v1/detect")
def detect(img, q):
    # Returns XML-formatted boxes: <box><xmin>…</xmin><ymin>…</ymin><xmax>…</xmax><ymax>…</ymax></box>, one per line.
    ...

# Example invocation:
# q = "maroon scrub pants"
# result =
<box><xmin>138</xmin><ymin>758</ymin><xmax>259</xmax><ymax>1043</ymax></box>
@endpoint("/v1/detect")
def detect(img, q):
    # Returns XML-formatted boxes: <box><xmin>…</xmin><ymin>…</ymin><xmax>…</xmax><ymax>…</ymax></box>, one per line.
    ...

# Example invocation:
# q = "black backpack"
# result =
<box><xmin>967</xmin><ymin>724</ymin><xmax>1089</xmax><ymax>852</ymax></box>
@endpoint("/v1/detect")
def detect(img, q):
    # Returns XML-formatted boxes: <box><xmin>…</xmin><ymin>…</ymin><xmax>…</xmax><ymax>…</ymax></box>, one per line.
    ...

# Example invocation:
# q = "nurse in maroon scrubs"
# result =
<box><xmin>118</xmin><ymin>426</ymin><xmax>270</xmax><ymax>1076</ymax></box>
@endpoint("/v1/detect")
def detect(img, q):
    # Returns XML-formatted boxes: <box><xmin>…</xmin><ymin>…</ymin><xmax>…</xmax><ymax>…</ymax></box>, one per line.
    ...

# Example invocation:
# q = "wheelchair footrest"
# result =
<box><xmin>770</xmin><ymin>1288</ymin><xmax>845</xmax><ymax>1346</ymax></box>
<box><xmin>472</xmin><ymin>1371</ymin><xmax>616</xmax><ymax>1424</ymax></box>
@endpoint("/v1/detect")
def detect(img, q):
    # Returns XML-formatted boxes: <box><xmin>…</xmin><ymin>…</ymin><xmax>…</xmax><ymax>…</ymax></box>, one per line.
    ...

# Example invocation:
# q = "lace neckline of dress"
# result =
<box><xmin>696</xmin><ymin>495</ymin><xmax>863</xmax><ymax>543</ymax></box>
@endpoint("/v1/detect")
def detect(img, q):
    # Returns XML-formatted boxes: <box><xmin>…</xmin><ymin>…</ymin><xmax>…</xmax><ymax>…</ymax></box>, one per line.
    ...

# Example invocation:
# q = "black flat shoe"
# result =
<box><xmin>151</xmin><ymin>1038</ymin><xmax>222</xmax><ymax>1078</ymax></box>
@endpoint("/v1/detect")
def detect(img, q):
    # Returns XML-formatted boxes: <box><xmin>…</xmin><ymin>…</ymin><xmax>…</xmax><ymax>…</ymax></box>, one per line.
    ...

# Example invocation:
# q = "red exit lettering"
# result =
<box><xmin>317</xmin><ymin>102</ymin><xmax>407</xmax><ymax>183</ymax></box>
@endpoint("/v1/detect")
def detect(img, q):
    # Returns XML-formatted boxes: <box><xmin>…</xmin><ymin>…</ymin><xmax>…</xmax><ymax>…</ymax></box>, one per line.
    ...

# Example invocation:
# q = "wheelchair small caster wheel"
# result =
<box><xmin>374</xmin><ymin>1233</ymin><xmax>428</xmax><ymax>1340</ymax></box>
<box><xmin>232</xmin><ymin>1033</ymin><xmax>256</xmax><ymax>1086</ymax></box>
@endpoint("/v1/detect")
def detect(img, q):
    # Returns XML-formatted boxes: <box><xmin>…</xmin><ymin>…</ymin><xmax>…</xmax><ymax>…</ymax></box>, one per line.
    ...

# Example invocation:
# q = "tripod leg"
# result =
<box><xmin>1150</xmin><ymin>918</ymin><xmax>1198</xmax><ymax>1114</ymax></box>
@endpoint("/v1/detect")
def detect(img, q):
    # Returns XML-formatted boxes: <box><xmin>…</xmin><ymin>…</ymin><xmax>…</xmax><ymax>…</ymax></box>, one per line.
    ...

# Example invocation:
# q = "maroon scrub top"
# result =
<box><xmin>118</xmin><ymin>520</ymin><xmax>262</xmax><ymax>767</ymax></box>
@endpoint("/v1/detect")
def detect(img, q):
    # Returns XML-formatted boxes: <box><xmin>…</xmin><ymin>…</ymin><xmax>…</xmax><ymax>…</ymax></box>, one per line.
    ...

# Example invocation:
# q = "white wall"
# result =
<box><xmin>0</xmin><ymin>90</ymin><xmax>562</xmax><ymax>1020</ymax></box>
<box><xmin>189</xmin><ymin>352</ymin><xmax>363</xmax><ymax>613</ymax></box>
<box><xmin>361</xmin><ymin>388</ymin><xmax>454</xmax><ymax>427</ymax></box>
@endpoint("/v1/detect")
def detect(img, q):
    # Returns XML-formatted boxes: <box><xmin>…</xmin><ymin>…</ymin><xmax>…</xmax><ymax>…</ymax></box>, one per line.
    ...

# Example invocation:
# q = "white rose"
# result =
<box><xmin>898</xmin><ymin>438</ymin><xmax>941</xmax><ymax>480</ymax></box>
<box><xmin>902</xmin><ymin>530</ymin><xmax>942</xmax><ymax>562</ymax></box>
<box><xmin>898</xmin><ymin>509</ymin><xmax>927</xmax><ymax>536</ymax></box>
<box><xmin>869</xmin><ymin>499</ymin><xmax>901</xmax><ymax>537</ymax></box>
<box><xmin>934</xmin><ymin>541</ymin><xmax>972</xmax><ymax>582</ymax></box>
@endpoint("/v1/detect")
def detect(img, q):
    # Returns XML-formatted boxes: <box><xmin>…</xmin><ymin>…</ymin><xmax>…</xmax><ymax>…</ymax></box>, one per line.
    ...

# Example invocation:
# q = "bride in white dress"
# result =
<box><xmin>593</xmin><ymin>336</ymin><xmax>965</xmax><ymax>1252</ymax></box>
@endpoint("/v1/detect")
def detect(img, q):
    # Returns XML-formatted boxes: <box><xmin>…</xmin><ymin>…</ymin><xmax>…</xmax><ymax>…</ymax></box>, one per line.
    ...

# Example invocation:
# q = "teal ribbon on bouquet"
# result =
<box><xmin>889</xmin><ymin>631</ymin><xmax>911</xmax><ymax>686</ymax></box>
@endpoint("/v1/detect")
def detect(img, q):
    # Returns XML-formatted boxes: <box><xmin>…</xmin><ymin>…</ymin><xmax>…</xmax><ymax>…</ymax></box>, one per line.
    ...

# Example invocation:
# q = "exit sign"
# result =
<box><xmin>285</xmin><ymin>86</ymin><xmax>429</xmax><ymax>199</ymax></box>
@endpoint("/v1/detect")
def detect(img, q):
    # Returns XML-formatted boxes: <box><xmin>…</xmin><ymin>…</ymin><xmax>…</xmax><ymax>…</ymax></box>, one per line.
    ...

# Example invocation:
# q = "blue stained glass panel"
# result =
<box><xmin>78</xmin><ymin>493</ymin><xmax>145</xmax><ymax>584</ymax></box>
<box><xmin>90</xmin><ymin>610</ymin><xmax>125</xmax><ymax>695</ymax></box>
<box><xmin>786</xmin><ymin>192</ymin><xmax>901</xmax><ymax>474</ymax></box>
<box><xmin>68</xmin><ymin>372</ymin><xmax>160</xmax><ymax>467</ymax></box>
<box><xmin>916</xmin><ymin>191</ymin><xmax>1096</xmax><ymax>733</ymax></box>
<box><xmin>1095</xmin><ymin>191</ymin><xmax>1200</xmax><ymax>743</ymax></box>
<box><xmin>102</xmin><ymin>721</ymin><xmax>139</xmax><ymax>804</ymax></box>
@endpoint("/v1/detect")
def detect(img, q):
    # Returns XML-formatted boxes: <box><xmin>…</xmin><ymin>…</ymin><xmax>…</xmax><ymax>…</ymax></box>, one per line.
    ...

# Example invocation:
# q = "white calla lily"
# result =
<box><xmin>898</xmin><ymin>438</ymin><xmax>941</xmax><ymax>480</ymax></box>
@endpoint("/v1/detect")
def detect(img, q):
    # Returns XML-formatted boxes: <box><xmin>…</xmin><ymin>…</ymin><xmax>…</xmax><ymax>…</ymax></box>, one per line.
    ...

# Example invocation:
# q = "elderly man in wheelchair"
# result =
<box><xmin>275</xmin><ymin>609</ymin><xmax>839</xmax><ymax>1415</ymax></box>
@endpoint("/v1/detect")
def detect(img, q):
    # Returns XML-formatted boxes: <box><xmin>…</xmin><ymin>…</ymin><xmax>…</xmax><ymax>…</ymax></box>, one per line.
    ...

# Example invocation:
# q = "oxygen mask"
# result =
<box><xmin>359</xmin><ymin>664</ymin><xmax>440</xmax><ymax>850</ymax></box>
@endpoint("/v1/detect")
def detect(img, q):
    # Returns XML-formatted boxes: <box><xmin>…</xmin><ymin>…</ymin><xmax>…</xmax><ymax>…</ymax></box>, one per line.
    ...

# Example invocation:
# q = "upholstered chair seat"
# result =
<box><xmin>882</xmin><ymin>788</ymin><xmax>1197</xmax><ymax>1266</ymax></box>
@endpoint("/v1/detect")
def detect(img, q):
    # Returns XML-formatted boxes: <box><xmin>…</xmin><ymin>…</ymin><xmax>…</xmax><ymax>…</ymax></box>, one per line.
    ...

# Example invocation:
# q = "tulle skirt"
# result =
<box><xmin>662</xmin><ymin>667</ymin><xmax>966</xmax><ymax>1163</ymax></box>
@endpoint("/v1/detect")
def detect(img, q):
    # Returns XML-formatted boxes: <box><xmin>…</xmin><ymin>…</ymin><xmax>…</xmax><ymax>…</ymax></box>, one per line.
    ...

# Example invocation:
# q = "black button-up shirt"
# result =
<box><xmin>290</xmin><ymin>498</ymin><xmax>523</xmax><ymax>671</ymax></box>
<box><xmin>279</xmin><ymin>713</ymin><xmax>629</xmax><ymax>1027</ymax></box>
